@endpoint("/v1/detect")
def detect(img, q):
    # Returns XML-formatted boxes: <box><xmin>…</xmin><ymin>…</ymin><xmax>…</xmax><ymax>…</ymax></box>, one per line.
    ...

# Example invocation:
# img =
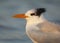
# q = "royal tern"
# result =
<box><xmin>13</xmin><ymin>8</ymin><xmax>60</xmax><ymax>43</ymax></box>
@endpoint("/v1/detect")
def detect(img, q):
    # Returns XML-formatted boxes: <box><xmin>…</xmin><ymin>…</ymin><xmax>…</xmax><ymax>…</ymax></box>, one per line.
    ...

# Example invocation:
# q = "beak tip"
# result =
<box><xmin>12</xmin><ymin>15</ymin><xmax>16</xmax><ymax>18</ymax></box>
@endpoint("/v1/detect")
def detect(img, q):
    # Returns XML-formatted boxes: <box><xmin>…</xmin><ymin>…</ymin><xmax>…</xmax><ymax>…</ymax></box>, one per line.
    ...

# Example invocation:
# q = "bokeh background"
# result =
<box><xmin>0</xmin><ymin>0</ymin><xmax>60</xmax><ymax>43</ymax></box>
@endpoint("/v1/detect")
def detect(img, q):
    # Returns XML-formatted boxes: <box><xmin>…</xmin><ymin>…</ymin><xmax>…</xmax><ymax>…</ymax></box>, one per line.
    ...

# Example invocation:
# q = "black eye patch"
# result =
<box><xmin>36</xmin><ymin>8</ymin><xmax>46</xmax><ymax>16</ymax></box>
<box><xmin>31</xmin><ymin>13</ymin><xmax>35</xmax><ymax>16</ymax></box>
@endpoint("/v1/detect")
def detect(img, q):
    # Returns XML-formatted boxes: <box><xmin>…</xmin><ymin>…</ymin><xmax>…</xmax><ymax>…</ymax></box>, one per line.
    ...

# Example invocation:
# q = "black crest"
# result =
<box><xmin>36</xmin><ymin>8</ymin><xmax>46</xmax><ymax>16</ymax></box>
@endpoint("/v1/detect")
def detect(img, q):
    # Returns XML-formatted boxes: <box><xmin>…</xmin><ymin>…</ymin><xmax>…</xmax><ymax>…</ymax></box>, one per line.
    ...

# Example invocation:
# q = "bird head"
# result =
<box><xmin>13</xmin><ymin>8</ymin><xmax>46</xmax><ymax>25</ymax></box>
<box><xmin>13</xmin><ymin>8</ymin><xmax>45</xmax><ymax>19</ymax></box>
<box><xmin>13</xmin><ymin>8</ymin><xmax>46</xmax><ymax>21</ymax></box>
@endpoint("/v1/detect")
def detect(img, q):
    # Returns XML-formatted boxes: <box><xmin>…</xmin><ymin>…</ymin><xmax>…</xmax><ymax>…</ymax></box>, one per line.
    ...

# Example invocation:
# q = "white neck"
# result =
<box><xmin>26</xmin><ymin>15</ymin><xmax>46</xmax><ymax>26</ymax></box>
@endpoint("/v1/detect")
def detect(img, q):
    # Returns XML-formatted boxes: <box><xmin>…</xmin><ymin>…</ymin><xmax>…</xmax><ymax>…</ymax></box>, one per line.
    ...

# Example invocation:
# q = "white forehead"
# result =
<box><xmin>25</xmin><ymin>9</ymin><xmax>36</xmax><ymax>15</ymax></box>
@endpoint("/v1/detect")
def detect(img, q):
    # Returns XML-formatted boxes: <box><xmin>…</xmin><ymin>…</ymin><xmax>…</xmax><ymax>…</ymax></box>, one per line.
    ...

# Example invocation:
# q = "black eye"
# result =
<box><xmin>31</xmin><ymin>13</ymin><xmax>35</xmax><ymax>16</ymax></box>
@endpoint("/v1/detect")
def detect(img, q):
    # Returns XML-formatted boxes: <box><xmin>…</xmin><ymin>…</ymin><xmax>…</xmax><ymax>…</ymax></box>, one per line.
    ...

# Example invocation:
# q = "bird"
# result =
<box><xmin>13</xmin><ymin>8</ymin><xmax>60</xmax><ymax>43</ymax></box>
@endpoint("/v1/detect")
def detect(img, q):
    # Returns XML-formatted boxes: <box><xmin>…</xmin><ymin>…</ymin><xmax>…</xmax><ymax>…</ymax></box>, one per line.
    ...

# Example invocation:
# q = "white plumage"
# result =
<box><xmin>13</xmin><ymin>8</ymin><xmax>60</xmax><ymax>43</ymax></box>
<box><xmin>25</xmin><ymin>8</ymin><xmax>60</xmax><ymax>43</ymax></box>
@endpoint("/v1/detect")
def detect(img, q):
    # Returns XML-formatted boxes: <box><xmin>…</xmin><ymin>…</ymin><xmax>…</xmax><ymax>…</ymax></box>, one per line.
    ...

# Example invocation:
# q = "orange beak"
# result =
<box><xmin>13</xmin><ymin>14</ymin><xmax>28</xmax><ymax>18</ymax></box>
